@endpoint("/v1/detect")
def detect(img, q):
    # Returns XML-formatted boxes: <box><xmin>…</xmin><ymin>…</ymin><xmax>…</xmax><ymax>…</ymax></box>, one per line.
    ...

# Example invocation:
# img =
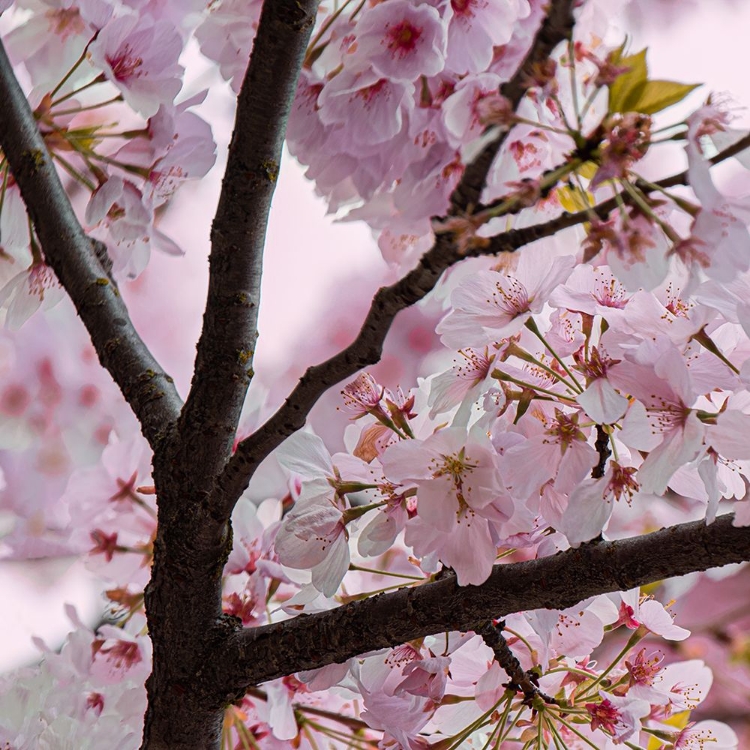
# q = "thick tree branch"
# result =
<box><xmin>0</xmin><ymin>40</ymin><xmax>181</xmax><ymax>447</ymax></box>
<box><xmin>140</xmin><ymin>4</ymin><xmax>319</xmax><ymax>747</ymax></box>
<box><xmin>178</xmin><ymin>0</ymin><xmax>319</xmax><ymax>485</ymax></box>
<box><xmin>215</xmin><ymin>514</ymin><xmax>750</xmax><ymax>692</ymax></box>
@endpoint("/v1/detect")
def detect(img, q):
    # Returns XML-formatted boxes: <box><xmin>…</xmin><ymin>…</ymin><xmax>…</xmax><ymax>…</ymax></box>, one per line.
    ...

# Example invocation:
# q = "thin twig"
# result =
<box><xmin>477</xmin><ymin>619</ymin><xmax>558</xmax><ymax>706</ymax></box>
<box><xmin>450</xmin><ymin>0</ymin><xmax>578</xmax><ymax>213</ymax></box>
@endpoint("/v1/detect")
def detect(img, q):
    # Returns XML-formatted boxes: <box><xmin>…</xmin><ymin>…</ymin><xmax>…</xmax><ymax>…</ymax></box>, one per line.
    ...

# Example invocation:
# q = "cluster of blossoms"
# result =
<box><xmin>0</xmin><ymin>0</ymin><xmax>218</xmax><ymax>326</ymax></box>
<box><xmin>2</xmin><ymin>0</ymin><xmax>750</xmax><ymax>747</ymax></box>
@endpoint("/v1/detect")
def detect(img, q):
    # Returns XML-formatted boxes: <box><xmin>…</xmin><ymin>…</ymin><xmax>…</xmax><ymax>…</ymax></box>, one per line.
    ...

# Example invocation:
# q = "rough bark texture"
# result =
<box><xmin>179</xmin><ymin>0</ymin><xmax>320</xmax><ymax>497</ymax></box>
<box><xmin>139</xmin><ymin>2</ymin><xmax>320</xmax><ymax>747</ymax></box>
<box><xmin>217</xmin><ymin>514</ymin><xmax>750</xmax><ymax>691</ymax></box>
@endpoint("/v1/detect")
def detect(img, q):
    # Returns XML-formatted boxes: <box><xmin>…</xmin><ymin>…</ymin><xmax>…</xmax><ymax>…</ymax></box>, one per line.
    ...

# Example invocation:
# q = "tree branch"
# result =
<box><xmin>139</xmin><ymin>4</ymin><xmax>319</xmax><ymax>746</ymax></box>
<box><xmin>0</xmin><ymin>39</ymin><xmax>181</xmax><ymax>447</ymax></box>
<box><xmin>484</xmin><ymin>130</ymin><xmax>750</xmax><ymax>254</ymax></box>
<box><xmin>477</xmin><ymin>620</ymin><xmax>557</xmax><ymax>706</ymax></box>
<box><xmin>216</xmin><ymin>514</ymin><xmax>750</xmax><ymax>693</ymax></box>
<box><xmin>178</xmin><ymin>0</ymin><xmax>319</xmax><ymax>485</ymax></box>
<box><xmin>217</xmin><ymin>133</ymin><xmax>750</xmax><ymax>508</ymax></box>
<box><xmin>449</xmin><ymin>0</ymin><xmax>577</xmax><ymax>212</ymax></box>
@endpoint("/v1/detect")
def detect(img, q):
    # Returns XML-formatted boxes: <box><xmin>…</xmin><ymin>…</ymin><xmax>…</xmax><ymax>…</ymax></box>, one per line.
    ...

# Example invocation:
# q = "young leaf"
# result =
<box><xmin>626</xmin><ymin>80</ymin><xmax>700</xmax><ymax>115</ymax></box>
<box><xmin>607</xmin><ymin>48</ymin><xmax>648</xmax><ymax>114</ymax></box>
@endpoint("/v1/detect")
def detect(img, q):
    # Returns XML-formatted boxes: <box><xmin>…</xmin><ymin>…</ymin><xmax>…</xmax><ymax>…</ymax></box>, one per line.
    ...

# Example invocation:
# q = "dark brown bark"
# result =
<box><xmin>217</xmin><ymin>514</ymin><xmax>750</xmax><ymax>691</ymax></box>
<box><xmin>179</xmin><ymin>0</ymin><xmax>320</xmax><ymax>494</ymax></box>
<box><xmin>140</xmin><ymin>2</ymin><xmax>320</xmax><ymax>747</ymax></box>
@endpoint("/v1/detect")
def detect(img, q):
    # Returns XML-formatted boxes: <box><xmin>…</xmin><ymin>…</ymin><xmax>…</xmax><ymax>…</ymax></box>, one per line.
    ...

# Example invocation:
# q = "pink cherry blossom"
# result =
<box><xmin>381</xmin><ymin>426</ymin><xmax>504</xmax><ymax>531</ymax></box>
<box><xmin>501</xmin><ymin>409</ymin><xmax>598</xmax><ymax>499</ymax></box>
<box><xmin>114</xmin><ymin>96</ymin><xmax>217</xmax><ymax>207</ymax></box>
<box><xmin>615</xmin><ymin>590</ymin><xmax>690</xmax><ymax>641</ymax></box>
<box><xmin>317</xmin><ymin>68</ymin><xmax>415</xmax><ymax>147</ymax></box>
<box><xmin>444</xmin><ymin>0</ymin><xmax>530</xmax><ymax>74</ymax></box>
<box><xmin>88</xmin><ymin>14</ymin><xmax>184</xmax><ymax>118</ymax></box>
<box><xmin>194</xmin><ymin>0</ymin><xmax>262</xmax><ymax>92</ymax></box>
<box><xmin>585</xmin><ymin>691</ymin><xmax>650</xmax><ymax>743</ymax></box>
<box><xmin>427</xmin><ymin>347</ymin><xmax>495</xmax><ymax>420</ymax></box>
<box><xmin>0</xmin><ymin>261</ymin><xmax>64</xmax><ymax>329</ymax></box>
<box><xmin>437</xmin><ymin>252</ymin><xmax>575</xmax><ymax>348</ymax></box>
<box><xmin>655</xmin><ymin>659</ymin><xmax>714</xmax><ymax>713</ymax></box>
<box><xmin>549</xmin><ymin>264</ymin><xmax>629</xmax><ymax>316</ymax></box>
<box><xmin>85</xmin><ymin>176</ymin><xmax>154</xmax><ymax>278</ymax></box>
<box><xmin>575</xmin><ymin>346</ymin><xmax>629</xmax><ymax>424</ymax></box>
<box><xmin>3</xmin><ymin>0</ymin><xmax>110</xmax><ymax>90</ymax></box>
<box><xmin>275</xmin><ymin>431</ymin><xmax>379</xmax><ymax>596</ymax></box>
<box><xmin>351</xmin><ymin>1</ymin><xmax>447</xmax><ymax>82</ymax></box>
<box><xmin>442</xmin><ymin>72</ymin><xmax>503</xmax><ymax>146</ymax></box>
<box><xmin>669</xmin><ymin>720</ymin><xmax>738</xmax><ymax>749</ymax></box>
<box><xmin>614</xmin><ymin>342</ymin><xmax>706</xmax><ymax>495</ymax></box>
<box><xmin>684</xmin><ymin>112</ymin><xmax>750</xmax><ymax>282</ymax></box>
<box><xmin>526</xmin><ymin>596</ymin><xmax>618</xmax><ymax>660</ymax></box>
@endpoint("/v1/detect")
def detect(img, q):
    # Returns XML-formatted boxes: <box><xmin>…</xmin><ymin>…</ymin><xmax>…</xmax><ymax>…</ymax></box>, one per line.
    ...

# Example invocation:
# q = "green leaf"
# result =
<box><xmin>607</xmin><ymin>47</ymin><xmax>648</xmax><ymax>114</ymax></box>
<box><xmin>624</xmin><ymin>79</ymin><xmax>700</xmax><ymax>115</ymax></box>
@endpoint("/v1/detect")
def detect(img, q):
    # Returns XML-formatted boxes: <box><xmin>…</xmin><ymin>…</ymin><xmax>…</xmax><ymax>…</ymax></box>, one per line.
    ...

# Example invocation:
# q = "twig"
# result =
<box><xmin>592</xmin><ymin>425</ymin><xmax>611</xmax><ymax>479</ymax></box>
<box><xmin>477</xmin><ymin>620</ymin><xmax>558</xmax><ymax>706</ymax></box>
<box><xmin>450</xmin><ymin>0</ymin><xmax>578</xmax><ymax>213</ymax></box>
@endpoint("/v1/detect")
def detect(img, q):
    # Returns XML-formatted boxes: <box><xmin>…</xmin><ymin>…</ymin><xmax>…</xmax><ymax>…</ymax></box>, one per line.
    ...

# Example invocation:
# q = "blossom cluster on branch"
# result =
<box><xmin>1</xmin><ymin>0</ymin><xmax>750</xmax><ymax>748</ymax></box>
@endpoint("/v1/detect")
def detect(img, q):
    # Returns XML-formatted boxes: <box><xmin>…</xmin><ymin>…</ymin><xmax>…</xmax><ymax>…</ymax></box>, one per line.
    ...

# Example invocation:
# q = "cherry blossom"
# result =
<box><xmin>669</xmin><ymin>720</ymin><xmax>739</xmax><ymax>749</ymax></box>
<box><xmin>85</xmin><ymin>176</ymin><xmax>154</xmax><ymax>278</ymax></box>
<box><xmin>585</xmin><ymin>690</ymin><xmax>650</xmax><ymax>743</ymax></box>
<box><xmin>614</xmin><ymin>590</ymin><xmax>690</xmax><ymax>641</ymax></box>
<box><xmin>351</xmin><ymin>1</ymin><xmax>447</xmax><ymax>82</ymax></box>
<box><xmin>274</xmin><ymin>430</ymin><xmax>378</xmax><ymax>596</ymax></box>
<box><xmin>87</xmin><ymin>14</ymin><xmax>184</xmax><ymax>118</ymax></box>
<box><xmin>444</xmin><ymin>0</ymin><xmax>531</xmax><ymax>75</ymax></box>
<box><xmin>0</xmin><ymin>261</ymin><xmax>64</xmax><ymax>329</ymax></box>
<box><xmin>317</xmin><ymin>68</ymin><xmax>415</xmax><ymax>147</ymax></box>
<box><xmin>684</xmin><ymin>108</ymin><xmax>750</xmax><ymax>282</ymax></box>
<box><xmin>437</xmin><ymin>251</ymin><xmax>575</xmax><ymax>348</ymax></box>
